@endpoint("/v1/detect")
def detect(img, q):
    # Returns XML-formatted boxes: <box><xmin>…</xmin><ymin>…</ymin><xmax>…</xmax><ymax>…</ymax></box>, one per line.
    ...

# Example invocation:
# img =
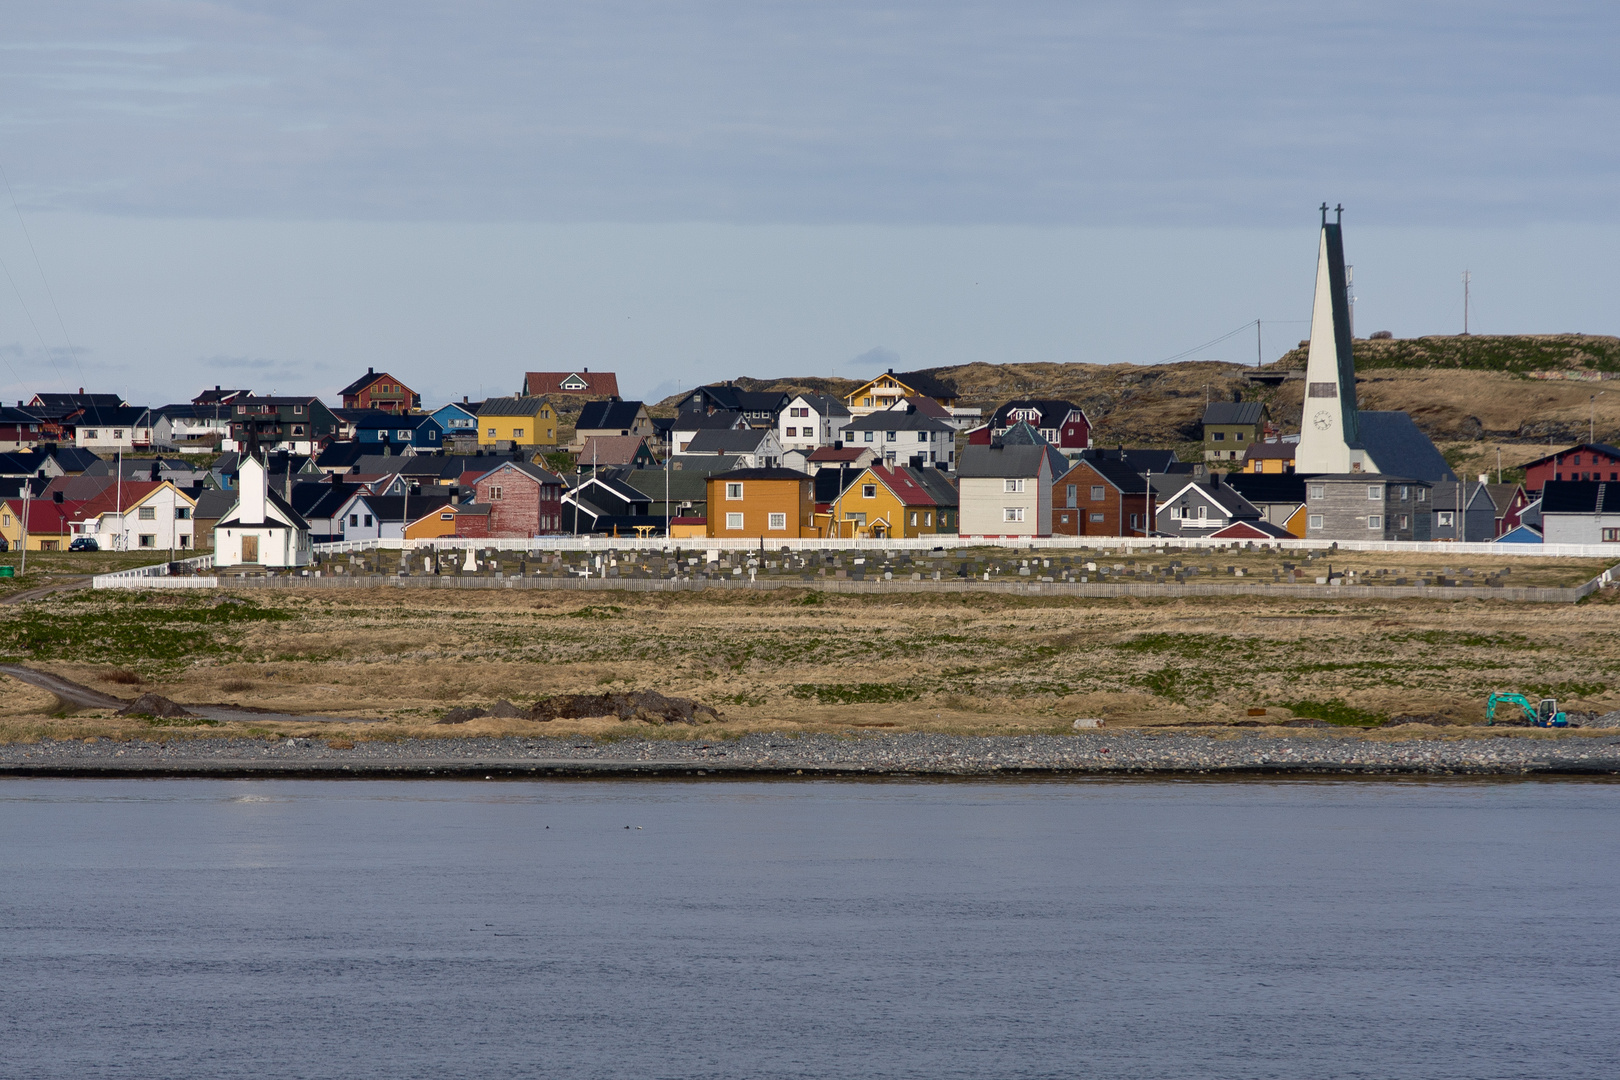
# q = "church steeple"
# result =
<box><xmin>1295</xmin><ymin>204</ymin><xmax>1368</xmax><ymax>473</ymax></box>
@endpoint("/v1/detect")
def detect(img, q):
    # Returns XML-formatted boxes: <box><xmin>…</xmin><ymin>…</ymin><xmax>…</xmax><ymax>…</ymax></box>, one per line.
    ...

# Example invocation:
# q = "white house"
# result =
<box><xmin>1539</xmin><ymin>481</ymin><xmax>1620</xmax><ymax>545</ymax></box>
<box><xmin>777</xmin><ymin>394</ymin><xmax>850</xmax><ymax>454</ymax></box>
<box><xmin>682</xmin><ymin>426</ymin><xmax>785</xmax><ymax>469</ymax></box>
<box><xmin>841</xmin><ymin>406</ymin><xmax>957</xmax><ymax>470</ymax></box>
<box><xmin>215</xmin><ymin>454</ymin><xmax>313</xmax><ymax>567</ymax></box>
<box><xmin>72</xmin><ymin>481</ymin><xmax>199</xmax><ymax>553</ymax></box>
<box><xmin>955</xmin><ymin>432</ymin><xmax>1067</xmax><ymax>537</ymax></box>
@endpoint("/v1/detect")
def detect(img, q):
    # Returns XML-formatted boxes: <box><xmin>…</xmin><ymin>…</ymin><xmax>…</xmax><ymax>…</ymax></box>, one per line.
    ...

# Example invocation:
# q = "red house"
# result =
<box><xmin>472</xmin><ymin>460</ymin><xmax>565</xmax><ymax>537</ymax></box>
<box><xmin>522</xmin><ymin>370</ymin><xmax>620</xmax><ymax>398</ymax></box>
<box><xmin>989</xmin><ymin>399</ymin><xmax>1091</xmax><ymax>450</ymax></box>
<box><xmin>1522</xmin><ymin>442</ymin><xmax>1620</xmax><ymax>491</ymax></box>
<box><xmin>340</xmin><ymin>369</ymin><xmax>420</xmax><ymax>413</ymax></box>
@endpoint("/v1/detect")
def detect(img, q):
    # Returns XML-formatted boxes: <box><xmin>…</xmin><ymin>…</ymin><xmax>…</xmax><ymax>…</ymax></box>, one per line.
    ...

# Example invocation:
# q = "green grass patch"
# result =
<box><xmin>141</xmin><ymin>716</ymin><xmax>221</xmax><ymax>728</ymax></box>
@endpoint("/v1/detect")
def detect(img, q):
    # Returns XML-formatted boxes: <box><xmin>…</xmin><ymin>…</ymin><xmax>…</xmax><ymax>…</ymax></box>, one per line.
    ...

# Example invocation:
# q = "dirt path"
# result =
<box><xmin>0</xmin><ymin>664</ymin><xmax>378</xmax><ymax>724</ymax></box>
<box><xmin>0</xmin><ymin>577</ymin><xmax>91</xmax><ymax>606</ymax></box>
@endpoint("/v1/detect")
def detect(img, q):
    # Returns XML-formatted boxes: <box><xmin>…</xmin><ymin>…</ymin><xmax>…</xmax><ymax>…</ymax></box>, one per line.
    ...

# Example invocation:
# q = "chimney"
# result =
<box><xmin>78</xmin><ymin>387</ymin><xmax>84</xmax><ymax>395</ymax></box>
<box><xmin>367</xmin><ymin>367</ymin><xmax>373</xmax><ymax>375</ymax></box>
<box><xmin>54</xmin><ymin>490</ymin><xmax>63</xmax><ymax>503</ymax></box>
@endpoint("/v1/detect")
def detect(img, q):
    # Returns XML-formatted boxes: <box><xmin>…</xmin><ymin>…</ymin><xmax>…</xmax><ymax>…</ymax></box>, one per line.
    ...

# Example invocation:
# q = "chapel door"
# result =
<box><xmin>242</xmin><ymin>535</ymin><xmax>259</xmax><ymax>563</ymax></box>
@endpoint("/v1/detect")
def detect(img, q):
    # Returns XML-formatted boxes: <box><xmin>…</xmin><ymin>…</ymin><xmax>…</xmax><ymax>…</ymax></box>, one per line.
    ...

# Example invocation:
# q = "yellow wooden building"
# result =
<box><xmin>825</xmin><ymin>465</ymin><xmax>958</xmax><ymax>539</ymax></box>
<box><xmin>704</xmin><ymin>468</ymin><xmax>818</xmax><ymax>538</ymax></box>
<box><xmin>476</xmin><ymin>396</ymin><xmax>558</xmax><ymax>447</ymax></box>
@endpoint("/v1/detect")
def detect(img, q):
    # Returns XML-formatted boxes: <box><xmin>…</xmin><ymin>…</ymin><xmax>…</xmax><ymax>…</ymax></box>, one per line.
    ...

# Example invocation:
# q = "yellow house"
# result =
<box><xmin>476</xmin><ymin>396</ymin><xmax>557</xmax><ymax>447</ymax></box>
<box><xmin>704</xmin><ymin>468</ymin><xmax>818</xmax><ymax>538</ymax></box>
<box><xmin>826</xmin><ymin>465</ymin><xmax>958</xmax><ymax>539</ymax></box>
<box><xmin>843</xmin><ymin>369</ymin><xmax>959</xmax><ymax>416</ymax></box>
<box><xmin>1242</xmin><ymin>442</ymin><xmax>1296</xmax><ymax>474</ymax></box>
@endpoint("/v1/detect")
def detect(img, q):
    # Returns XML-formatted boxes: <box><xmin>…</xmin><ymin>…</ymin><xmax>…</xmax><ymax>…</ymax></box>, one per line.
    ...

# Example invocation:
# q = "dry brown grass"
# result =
<box><xmin>2</xmin><ymin>581</ymin><xmax>1618</xmax><ymax>744</ymax></box>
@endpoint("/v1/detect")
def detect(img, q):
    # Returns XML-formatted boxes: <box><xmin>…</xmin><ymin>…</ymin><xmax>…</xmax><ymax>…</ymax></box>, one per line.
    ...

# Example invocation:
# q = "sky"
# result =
<box><xmin>1</xmin><ymin>2</ymin><xmax>1617</xmax><ymax>406</ymax></box>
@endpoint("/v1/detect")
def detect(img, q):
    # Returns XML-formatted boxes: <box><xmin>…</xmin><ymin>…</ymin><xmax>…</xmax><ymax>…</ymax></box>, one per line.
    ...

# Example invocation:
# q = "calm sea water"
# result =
<box><xmin>2</xmin><ymin>779</ymin><xmax>1618</xmax><ymax>1079</ymax></box>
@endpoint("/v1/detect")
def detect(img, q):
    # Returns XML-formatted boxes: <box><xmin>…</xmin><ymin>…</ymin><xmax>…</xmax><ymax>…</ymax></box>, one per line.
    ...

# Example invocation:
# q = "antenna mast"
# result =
<box><xmin>1462</xmin><ymin>270</ymin><xmax>1472</xmax><ymax>335</ymax></box>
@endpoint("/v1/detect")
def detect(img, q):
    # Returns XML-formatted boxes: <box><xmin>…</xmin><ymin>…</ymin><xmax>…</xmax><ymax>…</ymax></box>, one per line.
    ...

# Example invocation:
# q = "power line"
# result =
<box><xmin>1152</xmin><ymin>322</ymin><xmax>1259</xmax><ymax>365</ymax></box>
<box><xmin>0</xmin><ymin>248</ymin><xmax>64</xmax><ymax>395</ymax></box>
<box><xmin>0</xmin><ymin>158</ymin><xmax>87</xmax><ymax>388</ymax></box>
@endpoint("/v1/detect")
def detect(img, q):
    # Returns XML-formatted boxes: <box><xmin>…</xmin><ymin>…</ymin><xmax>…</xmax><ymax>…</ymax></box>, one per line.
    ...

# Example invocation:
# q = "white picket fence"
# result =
<box><xmin>92</xmin><ymin>552</ymin><xmax>215</xmax><ymax>589</ymax></box>
<box><xmin>311</xmin><ymin>535</ymin><xmax>1620</xmax><ymax>560</ymax></box>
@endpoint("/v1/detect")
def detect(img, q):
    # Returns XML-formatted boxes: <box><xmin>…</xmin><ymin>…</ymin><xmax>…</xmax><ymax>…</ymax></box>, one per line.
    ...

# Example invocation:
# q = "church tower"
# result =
<box><xmin>1294</xmin><ymin>205</ymin><xmax>1374</xmax><ymax>474</ymax></box>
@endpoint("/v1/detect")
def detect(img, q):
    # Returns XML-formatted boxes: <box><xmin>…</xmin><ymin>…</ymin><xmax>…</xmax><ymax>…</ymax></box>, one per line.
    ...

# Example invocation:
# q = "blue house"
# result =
<box><xmin>430</xmin><ymin>400</ymin><xmax>480</xmax><ymax>438</ymax></box>
<box><xmin>353</xmin><ymin>411</ymin><xmax>444</xmax><ymax>450</ymax></box>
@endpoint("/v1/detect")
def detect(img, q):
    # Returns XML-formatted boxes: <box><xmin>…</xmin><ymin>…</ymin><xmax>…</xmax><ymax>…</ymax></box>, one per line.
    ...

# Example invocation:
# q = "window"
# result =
<box><xmin>784</xmin><ymin>427</ymin><xmax>796</xmax><ymax>438</ymax></box>
<box><xmin>886</xmin><ymin>431</ymin><xmax>897</xmax><ymax>442</ymax></box>
<box><xmin>1196</xmin><ymin>505</ymin><xmax>1207</xmax><ymax>520</ymax></box>
<box><xmin>907</xmin><ymin>512</ymin><xmax>917</xmax><ymax>526</ymax></box>
<box><xmin>84</xmin><ymin>429</ymin><xmax>98</xmax><ymax>439</ymax></box>
<box><xmin>863</xmin><ymin>431</ymin><xmax>874</xmax><ymax>443</ymax></box>
<box><xmin>1367</xmin><ymin>486</ymin><xmax>1383</xmax><ymax>500</ymax></box>
<box><xmin>1003</xmin><ymin>507</ymin><xmax>1025</xmax><ymax>522</ymax></box>
<box><xmin>726</xmin><ymin>482</ymin><xmax>743</xmax><ymax>500</ymax></box>
<box><xmin>364</xmin><ymin>515</ymin><xmax>373</xmax><ymax>527</ymax></box>
<box><xmin>1066</xmin><ymin>484</ymin><xmax>1077</xmax><ymax>507</ymax></box>
<box><xmin>1235</xmin><ymin>433</ymin><xmax>1245</xmax><ymax>442</ymax></box>
<box><xmin>113</xmin><ymin>430</ymin><xmax>123</xmax><ymax>439</ymax></box>
<box><xmin>1417</xmin><ymin>488</ymin><xmax>1428</xmax><ymax>502</ymax></box>
<box><xmin>1060</xmin><ymin>512</ymin><xmax>1070</xmax><ymax>523</ymax></box>
<box><xmin>726</xmin><ymin>512</ymin><xmax>744</xmax><ymax>530</ymax></box>
<box><xmin>138</xmin><ymin>507</ymin><xmax>156</xmax><ymax>520</ymax></box>
<box><xmin>487</xmin><ymin>427</ymin><xmax>497</xmax><ymax>438</ymax></box>
<box><xmin>294</xmin><ymin>405</ymin><xmax>303</xmax><ymax>415</ymax></box>
<box><xmin>175</xmin><ymin>508</ymin><xmax>191</xmax><ymax>520</ymax></box>
<box><xmin>489</xmin><ymin>486</ymin><xmax>503</xmax><ymax>501</ymax></box>
<box><xmin>350</xmin><ymin>514</ymin><xmax>359</xmax><ymax>526</ymax></box>
<box><xmin>1437</xmin><ymin>511</ymin><xmax>1454</xmax><ymax>527</ymax></box>
<box><xmin>1573</xmin><ymin>455</ymin><xmax>1582</xmax><ymax>465</ymax></box>
<box><xmin>1212</xmin><ymin>432</ymin><xmax>1225</xmax><ymax>441</ymax></box>
<box><xmin>292</xmin><ymin>425</ymin><xmax>305</xmax><ymax>436</ymax></box>
<box><xmin>512</xmin><ymin>428</ymin><xmax>524</xmax><ymax>439</ymax></box>
<box><xmin>1308</xmin><ymin>514</ymin><xmax>1324</xmax><ymax>529</ymax></box>
<box><xmin>1169</xmin><ymin>506</ymin><xmax>1181</xmax><ymax>519</ymax></box>
<box><xmin>1603</xmin><ymin>528</ymin><xmax>1619</xmax><ymax>542</ymax></box>
<box><xmin>1398</xmin><ymin>515</ymin><xmax>1410</xmax><ymax>529</ymax></box>
<box><xmin>1309</xmin><ymin>484</ymin><xmax>1325</xmax><ymax>500</ymax></box>
<box><xmin>1090</xmin><ymin>512</ymin><xmax>1105</xmax><ymax>523</ymax></box>
<box><xmin>791</xmin><ymin>407</ymin><xmax>808</xmax><ymax>417</ymax></box>
<box><xmin>138</xmin><ymin>534</ymin><xmax>155</xmax><ymax>547</ymax></box>
<box><xmin>397</xmin><ymin>430</ymin><xmax>409</xmax><ymax>440</ymax></box>
<box><xmin>440</xmin><ymin>513</ymin><xmax>454</xmax><ymax>521</ymax></box>
<box><xmin>768</xmin><ymin>512</ymin><xmax>787</xmax><ymax>530</ymax></box>
<box><xmin>924</xmin><ymin>512</ymin><xmax>932</xmax><ymax>526</ymax></box>
<box><xmin>1091</xmin><ymin>486</ymin><xmax>1106</xmax><ymax>501</ymax></box>
<box><xmin>1004</xmin><ymin>478</ymin><xmax>1025</xmax><ymax>493</ymax></box>
<box><xmin>918</xmin><ymin>431</ymin><xmax>928</xmax><ymax>442</ymax></box>
<box><xmin>862</xmin><ymin>484</ymin><xmax>876</xmax><ymax>499</ymax></box>
<box><xmin>1367</xmin><ymin>515</ymin><xmax>1382</xmax><ymax>529</ymax></box>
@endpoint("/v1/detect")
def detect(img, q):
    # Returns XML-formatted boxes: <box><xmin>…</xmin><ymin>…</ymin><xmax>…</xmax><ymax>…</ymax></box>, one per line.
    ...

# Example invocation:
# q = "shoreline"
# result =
<box><xmin>4</xmin><ymin>731</ymin><xmax>1619</xmax><ymax>779</ymax></box>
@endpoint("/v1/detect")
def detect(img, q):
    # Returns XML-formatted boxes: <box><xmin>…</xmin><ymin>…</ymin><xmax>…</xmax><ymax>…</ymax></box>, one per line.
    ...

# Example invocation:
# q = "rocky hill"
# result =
<box><xmin>654</xmin><ymin>335</ymin><xmax>1620</xmax><ymax>464</ymax></box>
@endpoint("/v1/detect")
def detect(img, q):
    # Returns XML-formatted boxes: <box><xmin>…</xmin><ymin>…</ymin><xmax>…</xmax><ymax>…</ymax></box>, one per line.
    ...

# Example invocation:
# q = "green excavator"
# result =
<box><xmin>1485</xmin><ymin>693</ymin><xmax>1568</xmax><ymax>728</ymax></box>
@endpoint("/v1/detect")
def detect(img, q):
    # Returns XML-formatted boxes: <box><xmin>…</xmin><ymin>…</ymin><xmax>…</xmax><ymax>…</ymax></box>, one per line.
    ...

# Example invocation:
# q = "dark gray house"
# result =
<box><xmin>1303</xmin><ymin>475</ymin><xmax>1431</xmax><ymax>541</ymax></box>
<box><xmin>1153</xmin><ymin>476</ymin><xmax>1265</xmax><ymax>536</ymax></box>
<box><xmin>1425</xmin><ymin>481</ymin><xmax>1498</xmax><ymax>542</ymax></box>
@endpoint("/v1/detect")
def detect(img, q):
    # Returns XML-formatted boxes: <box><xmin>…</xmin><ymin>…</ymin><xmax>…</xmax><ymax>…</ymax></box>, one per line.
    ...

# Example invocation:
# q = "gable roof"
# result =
<box><xmin>1209</xmin><ymin>519</ymin><xmax>1293</xmax><ymax>539</ymax></box>
<box><xmin>1356</xmin><ymin>410</ymin><xmax>1456</xmax><ymax>482</ymax></box>
<box><xmin>339</xmin><ymin>369</ymin><xmax>409</xmax><ymax>397</ymax></box>
<box><xmin>1158</xmin><ymin>479</ymin><xmax>1261</xmax><ymax>519</ymax></box>
<box><xmin>32</xmin><ymin>392</ymin><xmax>124</xmax><ymax>410</ymax></box>
<box><xmin>192</xmin><ymin>386</ymin><xmax>250</xmax><ymax>404</ymax></box>
<box><xmin>472</xmin><ymin>459</ymin><xmax>565</xmax><ymax>487</ymax></box>
<box><xmin>860</xmin><ymin>465</ymin><xmax>948</xmax><ymax>507</ymax></box>
<box><xmin>808</xmin><ymin>446</ymin><xmax>873</xmax><ymax>462</ymax></box>
<box><xmin>991</xmin><ymin>399</ymin><xmax>1081</xmax><ymax>427</ymax></box>
<box><xmin>843</xmin><ymin>408</ymin><xmax>956</xmax><ymax>433</ymax></box>
<box><xmin>477</xmin><ymin>395</ymin><xmax>552</xmax><ymax>417</ymax></box>
<box><xmin>680</xmin><ymin>384</ymin><xmax>788</xmax><ymax>414</ymax></box>
<box><xmin>578</xmin><ymin>435</ymin><xmax>651</xmax><ymax>466</ymax></box>
<box><xmin>524</xmin><ymin>371</ymin><xmax>620</xmax><ymax>397</ymax></box>
<box><xmin>708</xmin><ymin>467</ymin><xmax>811</xmax><ymax>483</ymax></box>
<box><xmin>1482</xmin><ymin>483</ymin><xmax>1526</xmax><ymax>514</ymax></box>
<box><xmin>1061</xmin><ymin>457</ymin><xmax>1151</xmax><ymax>494</ymax></box>
<box><xmin>685</xmin><ymin>428</ymin><xmax>773</xmax><ymax>454</ymax></box>
<box><xmin>789</xmin><ymin>393</ymin><xmax>851</xmax><ymax>417</ymax></box>
<box><xmin>576</xmin><ymin>400</ymin><xmax>647</xmax><ymax>430</ymax></box>
<box><xmin>1429</xmin><ymin>481</ymin><xmax>1497</xmax><ymax>512</ymax></box>
<box><xmin>1540</xmin><ymin>480</ymin><xmax>1620</xmax><ymax>514</ymax></box>
<box><xmin>675</xmin><ymin>410</ymin><xmax>750</xmax><ymax>432</ymax></box>
<box><xmin>1202</xmin><ymin>401</ymin><xmax>1266</xmax><ymax>426</ymax></box>
<box><xmin>958</xmin><ymin>442</ymin><xmax>1052</xmax><ymax>479</ymax></box>
<box><xmin>1077</xmin><ymin>447</ymin><xmax>1182</xmax><ymax>474</ymax></box>
<box><xmin>1520</xmin><ymin>442</ymin><xmax>1620</xmax><ymax>469</ymax></box>
<box><xmin>1243</xmin><ymin>441</ymin><xmax>1297</xmax><ymax>460</ymax></box>
<box><xmin>1223</xmin><ymin>472</ymin><xmax>1309</xmax><ymax>504</ymax></box>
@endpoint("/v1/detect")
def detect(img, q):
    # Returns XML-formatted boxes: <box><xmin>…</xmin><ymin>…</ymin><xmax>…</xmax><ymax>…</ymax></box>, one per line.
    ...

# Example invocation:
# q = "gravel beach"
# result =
<box><xmin>3</xmin><ymin>730</ymin><xmax>1619</xmax><ymax>778</ymax></box>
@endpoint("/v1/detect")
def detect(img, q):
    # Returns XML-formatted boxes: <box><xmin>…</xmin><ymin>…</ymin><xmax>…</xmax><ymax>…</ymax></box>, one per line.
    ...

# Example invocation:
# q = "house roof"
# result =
<box><xmin>339</xmin><ymin>369</ymin><xmax>409</xmax><ymax>397</ymax></box>
<box><xmin>675</xmin><ymin>410</ymin><xmax>749</xmax><ymax>432</ymax></box>
<box><xmin>813</xmin><ymin>467</ymin><xmax>861</xmax><ymax>503</ymax></box>
<box><xmin>1520</xmin><ymin>442</ymin><xmax>1620</xmax><ymax>469</ymax></box>
<box><xmin>1429</xmin><ymin>481</ymin><xmax>1496</xmax><ymax>510</ymax></box>
<box><xmin>346</xmin><ymin>492</ymin><xmax>457</xmax><ymax>523</ymax></box>
<box><xmin>1223</xmin><ymin>473</ymin><xmax>1309</xmax><ymax>504</ymax></box>
<box><xmin>680</xmin><ymin>384</ymin><xmax>787</xmax><ymax>414</ymax></box>
<box><xmin>1077</xmin><ymin>447</ymin><xmax>1182</xmax><ymax>475</ymax></box>
<box><xmin>1483</xmin><ymin>483</ymin><xmax>1526</xmax><ymax>514</ymax></box>
<box><xmin>476</xmin><ymin>396</ymin><xmax>552</xmax><ymax>417</ymax></box>
<box><xmin>431</xmin><ymin>401</ymin><xmax>479</xmax><ymax>419</ymax></box>
<box><xmin>620</xmin><ymin>467</ymin><xmax>718</xmax><ymax>504</ymax></box>
<box><xmin>1356</xmin><ymin>410</ymin><xmax>1456</xmax><ymax>482</ymax></box>
<box><xmin>234</xmin><ymin>395</ymin><xmax>327</xmax><ymax>407</ymax></box>
<box><xmin>708</xmin><ymin>467</ymin><xmax>811</xmax><ymax>483</ymax></box>
<box><xmin>1209</xmin><ymin>519</ymin><xmax>1293</xmax><ymax>539</ymax></box>
<box><xmin>315</xmin><ymin>442</ymin><xmax>370</xmax><ymax>470</ymax></box>
<box><xmin>1062</xmin><ymin>458</ymin><xmax>1151</xmax><ymax>494</ymax></box>
<box><xmin>1495</xmin><ymin>524</ymin><xmax>1544</xmax><ymax>543</ymax></box>
<box><xmin>893</xmin><ymin>395</ymin><xmax>952</xmax><ymax>419</ymax></box>
<box><xmin>192</xmin><ymin>387</ymin><xmax>250</xmax><ymax>404</ymax></box>
<box><xmin>473</xmin><ymin>459</ymin><xmax>565</xmax><ymax>487</ymax></box>
<box><xmin>352</xmin><ymin>411</ymin><xmax>438</xmax><ymax>430</ymax></box>
<box><xmin>44</xmin><ymin>446</ymin><xmax>102</xmax><ymax>473</ymax></box>
<box><xmin>191</xmin><ymin>487</ymin><xmax>240</xmax><ymax>521</ymax></box>
<box><xmin>1202</xmin><ymin>401</ymin><xmax>1266</xmax><ymax>426</ymax></box>
<box><xmin>578</xmin><ymin>435</ymin><xmax>651</xmax><ymax>466</ymax></box>
<box><xmin>685</xmin><ymin>428</ymin><xmax>773</xmax><ymax>454</ymax></box>
<box><xmin>854</xmin><ymin>369</ymin><xmax>959</xmax><ymax>401</ymax></box>
<box><xmin>33</xmin><ymin>392</ymin><xmax>124</xmax><ymax>409</ymax></box>
<box><xmin>72</xmin><ymin>405</ymin><xmax>147</xmax><ymax>427</ymax></box>
<box><xmin>842</xmin><ymin>408</ymin><xmax>955</xmax><ymax>433</ymax></box>
<box><xmin>1243</xmin><ymin>441</ymin><xmax>1296</xmax><ymax>460</ymax></box>
<box><xmin>991</xmin><ymin>399</ymin><xmax>1082</xmax><ymax>427</ymax></box>
<box><xmin>576</xmin><ymin>400</ymin><xmax>647</xmax><ymax>430</ymax></box>
<box><xmin>1540</xmin><ymin>480</ymin><xmax>1620</xmax><ymax>514</ymax></box>
<box><xmin>789</xmin><ymin>393</ymin><xmax>851</xmax><ymax>417</ymax></box>
<box><xmin>958</xmin><ymin>443</ymin><xmax>1052</xmax><ymax>479</ymax></box>
<box><xmin>859</xmin><ymin>465</ymin><xmax>949</xmax><ymax>507</ymax></box>
<box><xmin>524</xmin><ymin>371</ymin><xmax>620</xmax><ymax>397</ymax></box>
<box><xmin>808</xmin><ymin>446</ymin><xmax>872</xmax><ymax>462</ymax></box>
<box><xmin>664</xmin><ymin>454</ymin><xmax>745</xmax><ymax>474</ymax></box>
<box><xmin>1157</xmin><ymin>479</ymin><xmax>1260</xmax><ymax>519</ymax></box>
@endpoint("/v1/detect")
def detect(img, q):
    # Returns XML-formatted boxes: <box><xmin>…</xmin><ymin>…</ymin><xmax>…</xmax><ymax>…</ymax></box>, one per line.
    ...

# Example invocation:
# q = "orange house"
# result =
<box><xmin>704</xmin><ymin>468</ymin><xmax>818</xmax><ymax>538</ymax></box>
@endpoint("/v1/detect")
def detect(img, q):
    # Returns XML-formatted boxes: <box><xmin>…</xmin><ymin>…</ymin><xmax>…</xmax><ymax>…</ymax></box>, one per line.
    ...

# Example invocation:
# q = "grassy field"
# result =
<box><xmin>0</xmin><ymin>550</ymin><xmax>194</xmax><ymax>599</ymax></box>
<box><xmin>2</xmin><ymin>580</ymin><xmax>1618</xmax><ymax>742</ymax></box>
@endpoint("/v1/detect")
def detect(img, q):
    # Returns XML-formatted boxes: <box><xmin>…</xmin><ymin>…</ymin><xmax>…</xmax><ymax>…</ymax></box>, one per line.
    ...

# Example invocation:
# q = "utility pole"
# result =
<box><xmin>1496</xmin><ymin>446</ymin><xmax>1502</xmax><ymax>485</ymax></box>
<box><xmin>114</xmin><ymin>449</ymin><xmax>123</xmax><ymax>551</ymax></box>
<box><xmin>1255</xmin><ymin>320</ymin><xmax>1263</xmax><ymax>367</ymax></box>
<box><xmin>1462</xmin><ymin>270</ymin><xmax>1472</xmax><ymax>335</ymax></box>
<box><xmin>19</xmin><ymin>483</ymin><xmax>30</xmax><ymax>577</ymax></box>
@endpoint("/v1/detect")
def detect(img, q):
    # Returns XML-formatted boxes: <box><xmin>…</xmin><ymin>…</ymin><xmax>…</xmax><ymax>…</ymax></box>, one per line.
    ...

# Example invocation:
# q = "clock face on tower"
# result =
<box><xmin>1312</xmin><ymin>410</ymin><xmax>1334</xmax><ymax>431</ymax></box>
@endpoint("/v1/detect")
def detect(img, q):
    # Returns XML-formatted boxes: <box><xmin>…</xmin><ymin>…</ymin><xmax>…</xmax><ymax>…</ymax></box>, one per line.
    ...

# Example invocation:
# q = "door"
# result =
<box><xmin>241</xmin><ymin>534</ymin><xmax>259</xmax><ymax>563</ymax></box>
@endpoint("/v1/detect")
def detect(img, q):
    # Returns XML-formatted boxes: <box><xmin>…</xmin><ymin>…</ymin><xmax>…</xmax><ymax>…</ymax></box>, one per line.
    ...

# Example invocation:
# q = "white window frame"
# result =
<box><xmin>1437</xmin><ymin>510</ymin><xmax>1454</xmax><ymax>527</ymax></box>
<box><xmin>862</xmin><ymin>484</ymin><xmax>876</xmax><ymax>499</ymax></box>
<box><xmin>725</xmin><ymin>512</ymin><xmax>744</xmax><ymax>530</ymax></box>
<box><xmin>1004</xmin><ymin>478</ymin><xmax>1025</xmax><ymax>493</ymax></box>
<box><xmin>726</xmin><ymin>482</ymin><xmax>743</xmax><ymax>500</ymax></box>
<box><xmin>1003</xmin><ymin>507</ymin><xmax>1025</xmax><ymax>523</ymax></box>
<box><xmin>767</xmin><ymin>512</ymin><xmax>787</xmax><ymax>530</ymax></box>
<box><xmin>1367</xmin><ymin>515</ymin><xmax>1383</xmax><ymax>530</ymax></box>
<box><xmin>1368</xmin><ymin>485</ymin><xmax>1383</xmax><ymax>500</ymax></box>
<box><xmin>1309</xmin><ymin>485</ymin><xmax>1325</xmax><ymax>500</ymax></box>
<box><xmin>1308</xmin><ymin>513</ymin><xmax>1324</xmax><ymax>530</ymax></box>
<box><xmin>1090</xmin><ymin>486</ymin><xmax>1106</xmax><ymax>501</ymax></box>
